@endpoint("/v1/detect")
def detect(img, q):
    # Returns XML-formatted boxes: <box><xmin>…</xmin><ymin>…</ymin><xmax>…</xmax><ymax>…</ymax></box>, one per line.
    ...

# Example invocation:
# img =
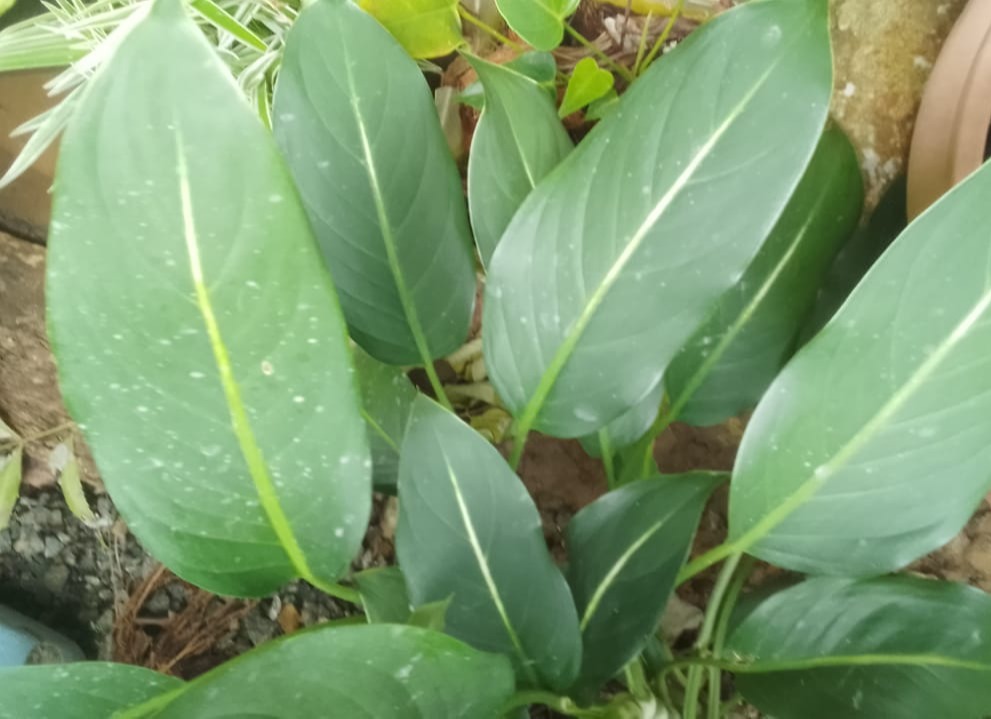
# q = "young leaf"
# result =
<box><xmin>0</xmin><ymin>446</ymin><xmax>22</xmax><ymax>530</ymax></box>
<box><xmin>396</xmin><ymin>396</ymin><xmax>582</xmax><ymax>690</ymax></box>
<box><xmin>54</xmin><ymin>438</ymin><xmax>96</xmax><ymax>525</ymax></box>
<box><xmin>566</xmin><ymin>472</ymin><xmax>724</xmax><ymax>689</ymax></box>
<box><xmin>0</xmin><ymin>663</ymin><xmax>180</xmax><ymax>719</ymax></box>
<box><xmin>353</xmin><ymin>347</ymin><xmax>417</xmax><ymax>492</ymax></box>
<box><xmin>727</xmin><ymin>158</ymin><xmax>991</xmax><ymax>576</ymax></box>
<box><xmin>727</xmin><ymin>576</ymin><xmax>991</xmax><ymax>719</ymax></box>
<box><xmin>467</xmin><ymin>55</ymin><xmax>573</xmax><ymax>266</ymax></box>
<box><xmin>121</xmin><ymin>624</ymin><xmax>514</xmax><ymax>717</ymax></box>
<box><xmin>355</xmin><ymin>566</ymin><xmax>412</xmax><ymax>623</ymax></box>
<box><xmin>558</xmin><ymin>57</ymin><xmax>614</xmax><ymax>118</ymax></box>
<box><xmin>495</xmin><ymin>0</ymin><xmax>579</xmax><ymax>50</ymax></box>
<box><xmin>359</xmin><ymin>0</ymin><xmax>464</xmax><ymax>58</ymax></box>
<box><xmin>274</xmin><ymin>0</ymin><xmax>476</xmax><ymax>367</ymax></box>
<box><xmin>664</xmin><ymin>126</ymin><xmax>863</xmax><ymax>427</ymax></box>
<box><xmin>46</xmin><ymin>0</ymin><xmax>371</xmax><ymax>597</ymax></box>
<box><xmin>483</xmin><ymin>0</ymin><xmax>832</xmax><ymax>439</ymax></box>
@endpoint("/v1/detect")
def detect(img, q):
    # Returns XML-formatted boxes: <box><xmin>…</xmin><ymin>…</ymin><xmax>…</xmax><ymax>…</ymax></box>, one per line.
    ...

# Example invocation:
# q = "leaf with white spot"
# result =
<box><xmin>396</xmin><ymin>396</ymin><xmax>582</xmax><ymax>690</ymax></box>
<box><xmin>46</xmin><ymin>0</ymin><xmax>370</xmax><ymax>596</ymax></box>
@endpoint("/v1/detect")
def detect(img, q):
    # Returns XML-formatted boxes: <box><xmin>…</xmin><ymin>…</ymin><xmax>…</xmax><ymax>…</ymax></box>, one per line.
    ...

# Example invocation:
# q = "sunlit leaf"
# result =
<box><xmin>360</xmin><ymin>0</ymin><xmax>464</xmax><ymax>58</ymax></box>
<box><xmin>495</xmin><ymin>0</ymin><xmax>579</xmax><ymax>50</ymax></box>
<box><xmin>558</xmin><ymin>57</ymin><xmax>614</xmax><ymax>118</ymax></box>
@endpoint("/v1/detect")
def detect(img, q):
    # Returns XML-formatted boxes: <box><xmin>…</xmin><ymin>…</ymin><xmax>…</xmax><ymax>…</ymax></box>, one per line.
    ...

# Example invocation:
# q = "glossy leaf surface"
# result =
<box><xmin>665</xmin><ymin>126</ymin><xmax>863</xmax><ymax>426</ymax></box>
<box><xmin>47</xmin><ymin>0</ymin><xmax>370</xmax><ymax>596</ymax></box>
<box><xmin>0</xmin><ymin>663</ymin><xmax>180</xmax><ymax>719</ymax></box>
<box><xmin>274</xmin><ymin>0</ymin><xmax>476</xmax><ymax>366</ymax></box>
<box><xmin>359</xmin><ymin>0</ymin><xmax>463</xmax><ymax>58</ymax></box>
<box><xmin>483</xmin><ymin>0</ymin><xmax>832</xmax><ymax>438</ymax></box>
<box><xmin>567</xmin><ymin>472</ymin><xmax>723</xmax><ymax>689</ymax></box>
<box><xmin>396</xmin><ymin>396</ymin><xmax>581</xmax><ymax>690</ymax></box>
<box><xmin>729</xmin><ymin>159</ymin><xmax>991</xmax><ymax>575</ymax></box>
<box><xmin>467</xmin><ymin>55</ymin><xmax>573</xmax><ymax>266</ymax></box>
<box><xmin>495</xmin><ymin>0</ymin><xmax>579</xmax><ymax>50</ymax></box>
<box><xmin>728</xmin><ymin>576</ymin><xmax>991</xmax><ymax>719</ymax></box>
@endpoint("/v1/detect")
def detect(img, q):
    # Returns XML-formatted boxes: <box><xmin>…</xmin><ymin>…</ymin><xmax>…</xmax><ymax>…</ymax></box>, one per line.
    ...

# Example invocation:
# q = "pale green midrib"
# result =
<box><xmin>175</xmin><ymin>139</ymin><xmax>320</xmax><ymax>585</ymax></box>
<box><xmin>443</xmin><ymin>455</ymin><xmax>538</xmax><ymax>685</ymax></box>
<box><xmin>667</xmin><ymin>187</ymin><xmax>829</xmax><ymax>422</ymax></box>
<box><xmin>361</xmin><ymin>409</ymin><xmax>399</xmax><ymax>452</ymax></box>
<box><xmin>731</xmin><ymin>284</ymin><xmax>991</xmax><ymax>555</ymax></box>
<box><xmin>579</xmin><ymin>499</ymin><xmax>690</xmax><ymax>631</ymax></box>
<box><xmin>513</xmin><ymin>56</ymin><xmax>785</xmax><ymax>437</ymax></box>
<box><xmin>718</xmin><ymin>652</ymin><xmax>991</xmax><ymax>674</ymax></box>
<box><xmin>340</xmin><ymin>37</ymin><xmax>438</xmax><ymax>372</ymax></box>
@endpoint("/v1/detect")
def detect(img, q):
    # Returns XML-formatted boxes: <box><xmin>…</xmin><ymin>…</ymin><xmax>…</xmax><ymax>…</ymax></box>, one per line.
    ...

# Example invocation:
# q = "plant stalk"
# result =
<box><xmin>639</xmin><ymin>0</ymin><xmax>684</xmax><ymax>73</ymax></box>
<box><xmin>563</xmin><ymin>24</ymin><xmax>635</xmax><ymax>83</ymax></box>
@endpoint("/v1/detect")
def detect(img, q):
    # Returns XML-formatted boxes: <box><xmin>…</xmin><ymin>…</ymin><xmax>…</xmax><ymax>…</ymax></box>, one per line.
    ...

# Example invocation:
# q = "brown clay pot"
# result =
<box><xmin>907</xmin><ymin>0</ymin><xmax>991</xmax><ymax>218</ymax></box>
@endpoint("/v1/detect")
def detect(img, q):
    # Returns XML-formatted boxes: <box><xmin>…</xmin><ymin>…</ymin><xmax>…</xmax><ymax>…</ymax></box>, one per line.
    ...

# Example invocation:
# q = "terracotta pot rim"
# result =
<box><xmin>907</xmin><ymin>0</ymin><xmax>991</xmax><ymax>218</ymax></box>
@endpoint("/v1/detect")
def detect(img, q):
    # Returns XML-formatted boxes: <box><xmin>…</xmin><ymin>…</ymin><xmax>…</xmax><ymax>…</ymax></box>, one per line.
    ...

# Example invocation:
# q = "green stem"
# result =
<box><xmin>308</xmin><ymin>577</ymin><xmax>361</xmax><ymax>605</ymax></box>
<box><xmin>632</xmin><ymin>10</ymin><xmax>654</xmax><ymax>77</ymax></box>
<box><xmin>683</xmin><ymin>553</ymin><xmax>741</xmax><ymax>719</ymax></box>
<box><xmin>599</xmin><ymin>429</ymin><xmax>616</xmax><ymax>489</ymax></box>
<box><xmin>639</xmin><ymin>0</ymin><xmax>683</xmax><ymax>74</ymax></box>
<box><xmin>501</xmin><ymin>690</ymin><xmax>573</xmax><ymax>715</ymax></box>
<box><xmin>509</xmin><ymin>423</ymin><xmax>529</xmax><ymax>470</ymax></box>
<box><xmin>563</xmin><ymin>24</ymin><xmax>635</xmax><ymax>83</ymax></box>
<box><xmin>423</xmin><ymin>360</ymin><xmax>455</xmax><ymax>412</ymax></box>
<box><xmin>677</xmin><ymin>540</ymin><xmax>738</xmax><ymax>586</ymax></box>
<box><xmin>707</xmin><ymin>556</ymin><xmax>754</xmax><ymax>719</ymax></box>
<box><xmin>458</xmin><ymin>5</ymin><xmax>524</xmax><ymax>50</ymax></box>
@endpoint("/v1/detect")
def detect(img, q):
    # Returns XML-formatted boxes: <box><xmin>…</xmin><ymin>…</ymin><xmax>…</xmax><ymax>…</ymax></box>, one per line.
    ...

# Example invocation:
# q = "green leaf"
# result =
<box><xmin>483</xmin><ymin>0</ymin><xmax>832</xmax><ymax>439</ymax></box>
<box><xmin>122</xmin><ymin>624</ymin><xmax>516</xmax><ymax>718</ymax></box>
<box><xmin>579</xmin><ymin>376</ymin><xmax>663</xmax><ymax>459</ymax></box>
<box><xmin>46</xmin><ymin>0</ymin><xmax>371</xmax><ymax>597</ymax></box>
<box><xmin>558</xmin><ymin>57</ymin><xmax>614</xmax><ymax>118</ymax></box>
<box><xmin>408</xmin><ymin>597</ymin><xmax>451</xmax><ymax>631</ymax></box>
<box><xmin>54</xmin><ymin>438</ymin><xmax>96</xmax><ymax>525</ymax></box>
<box><xmin>727</xmin><ymin>576</ymin><xmax>991</xmax><ymax>719</ymax></box>
<box><xmin>459</xmin><ymin>50</ymin><xmax>557</xmax><ymax>109</ymax></box>
<box><xmin>0</xmin><ymin>663</ymin><xmax>180</xmax><ymax>719</ymax></box>
<box><xmin>495</xmin><ymin>0</ymin><xmax>579</xmax><ymax>50</ymax></box>
<box><xmin>467</xmin><ymin>55</ymin><xmax>573</xmax><ymax>267</ymax></box>
<box><xmin>353</xmin><ymin>347</ymin><xmax>417</xmax><ymax>492</ymax></box>
<box><xmin>727</xmin><ymin>158</ymin><xmax>991</xmax><ymax>575</ymax></box>
<box><xmin>585</xmin><ymin>88</ymin><xmax>619</xmax><ymax>121</ymax></box>
<box><xmin>0</xmin><ymin>0</ymin><xmax>15</xmax><ymax>21</ymax></box>
<box><xmin>0</xmin><ymin>446</ymin><xmax>22</xmax><ymax>530</ymax></box>
<box><xmin>355</xmin><ymin>566</ymin><xmax>411</xmax><ymax>623</ymax></box>
<box><xmin>664</xmin><ymin>126</ymin><xmax>863</xmax><ymax>426</ymax></box>
<box><xmin>359</xmin><ymin>0</ymin><xmax>463</xmax><ymax>58</ymax></box>
<box><xmin>566</xmin><ymin>472</ymin><xmax>723</xmax><ymax>689</ymax></box>
<box><xmin>396</xmin><ymin>396</ymin><xmax>582</xmax><ymax>690</ymax></box>
<box><xmin>273</xmin><ymin>0</ymin><xmax>476</xmax><ymax>367</ymax></box>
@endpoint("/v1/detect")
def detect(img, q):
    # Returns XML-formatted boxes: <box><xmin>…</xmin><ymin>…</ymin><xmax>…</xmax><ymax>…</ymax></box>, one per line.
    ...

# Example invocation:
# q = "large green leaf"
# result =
<box><xmin>396</xmin><ymin>396</ymin><xmax>581</xmax><ymax>690</ymax></box>
<box><xmin>495</xmin><ymin>0</ymin><xmax>579</xmax><ymax>50</ymax></box>
<box><xmin>121</xmin><ymin>624</ymin><xmax>515</xmax><ymax>717</ymax></box>
<box><xmin>664</xmin><ymin>126</ymin><xmax>863</xmax><ymax>427</ymax></box>
<box><xmin>353</xmin><ymin>347</ymin><xmax>417</xmax><ymax>492</ymax></box>
<box><xmin>0</xmin><ymin>663</ymin><xmax>180</xmax><ymax>719</ymax></box>
<box><xmin>726</xmin><ymin>576</ymin><xmax>991</xmax><ymax>719</ymax></box>
<box><xmin>466</xmin><ymin>55</ymin><xmax>573</xmax><ymax>267</ymax></box>
<box><xmin>567</xmin><ymin>472</ymin><xmax>723</xmax><ymax>689</ymax></box>
<box><xmin>46</xmin><ymin>0</ymin><xmax>370</xmax><ymax>596</ymax></box>
<box><xmin>359</xmin><ymin>0</ymin><xmax>464</xmax><ymax>58</ymax></box>
<box><xmin>483</xmin><ymin>0</ymin><xmax>832</xmax><ymax>439</ymax></box>
<box><xmin>727</xmin><ymin>159</ymin><xmax>991</xmax><ymax>575</ymax></box>
<box><xmin>273</xmin><ymin>0</ymin><xmax>476</xmax><ymax>367</ymax></box>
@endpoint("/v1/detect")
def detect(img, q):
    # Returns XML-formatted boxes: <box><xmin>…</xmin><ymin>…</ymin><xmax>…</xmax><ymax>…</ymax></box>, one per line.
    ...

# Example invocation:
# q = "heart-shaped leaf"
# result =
<box><xmin>353</xmin><ymin>348</ymin><xmax>417</xmax><ymax>493</ymax></box>
<box><xmin>274</xmin><ymin>0</ymin><xmax>476</xmax><ymax>367</ymax></box>
<box><xmin>567</xmin><ymin>472</ymin><xmax>724</xmax><ymax>689</ymax></box>
<box><xmin>483</xmin><ymin>0</ymin><xmax>832</xmax><ymax>440</ymax></box>
<box><xmin>495</xmin><ymin>0</ymin><xmax>580</xmax><ymax>50</ymax></box>
<box><xmin>664</xmin><ymin>126</ymin><xmax>863</xmax><ymax>426</ymax></box>
<box><xmin>727</xmin><ymin>158</ymin><xmax>991</xmax><ymax>575</ymax></box>
<box><xmin>727</xmin><ymin>576</ymin><xmax>991</xmax><ymax>719</ymax></box>
<box><xmin>46</xmin><ymin>0</ymin><xmax>371</xmax><ymax>596</ymax></box>
<box><xmin>396</xmin><ymin>396</ymin><xmax>582</xmax><ymax>690</ymax></box>
<box><xmin>467</xmin><ymin>55</ymin><xmax>573</xmax><ymax>266</ymax></box>
<box><xmin>558</xmin><ymin>57</ymin><xmax>614</xmax><ymax>118</ymax></box>
<box><xmin>0</xmin><ymin>663</ymin><xmax>180</xmax><ymax>719</ymax></box>
<box><xmin>359</xmin><ymin>0</ymin><xmax>464</xmax><ymax>58</ymax></box>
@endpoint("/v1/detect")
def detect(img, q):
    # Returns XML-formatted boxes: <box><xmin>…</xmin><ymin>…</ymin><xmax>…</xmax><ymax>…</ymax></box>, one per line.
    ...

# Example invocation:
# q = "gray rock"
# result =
<box><xmin>13</xmin><ymin>533</ymin><xmax>44</xmax><ymax>557</ymax></box>
<box><xmin>42</xmin><ymin>565</ymin><xmax>69</xmax><ymax>594</ymax></box>
<box><xmin>145</xmin><ymin>589</ymin><xmax>172</xmax><ymax>615</ymax></box>
<box><xmin>43</xmin><ymin>536</ymin><xmax>61</xmax><ymax>558</ymax></box>
<box><xmin>241</xmin><ymin>612</ymin><xmax>278</xmax><ymax>646</ymax></box>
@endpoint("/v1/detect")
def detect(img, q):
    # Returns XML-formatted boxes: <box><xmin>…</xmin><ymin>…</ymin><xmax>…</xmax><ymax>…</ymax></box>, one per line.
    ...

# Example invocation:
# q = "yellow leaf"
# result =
<box><xmin>0</xmin><ymin>447</ymin><xmax>23</xmax><ymax>530</ymax></box>
<box><xmin>55</xmin><ymin>438</ymin><xmax>96</xmax><ymax>525</ymax></box>
<box><xmin>360</xmin><ymin>0</ymin><xmax>464</xmax><ymax>59</ymax></box>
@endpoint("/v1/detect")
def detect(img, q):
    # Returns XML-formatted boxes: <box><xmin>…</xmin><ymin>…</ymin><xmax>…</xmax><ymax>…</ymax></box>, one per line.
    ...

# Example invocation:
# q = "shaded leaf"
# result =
<box><xmin>467</xmin><ymin>55</ymin><xmax>573</xmax><ymax>266</ymax></box>
<box><xmin>585</xmin><ymin>88</ymin><xmax>619</xmax><ymax>121</ymax></box>
<box><xmin>579</xmin><ymin>375</ymin><xmax>663</xmax><ymax>458</ymax></box>
<box><xmin>355</xmin><ymin>566</ymin><xmax>411</xmax><ymax>623</ymax></box>
<box><xmin>0</xmin><ymin>446</ymin><xmax>22</xmax><ymax>530</ymax></box>
<box><xmin>396</xmin><ymin>396</ymin><xmax>581</xmax><ymax>690</ymax></box>
<box><xmin>483</xmin><ymin>0</ymin><xmax>832</xmax><ymax>438</ymax></box>
<box><xmin>359</xmin><ymin>0</ymin><xmax>463</xmax><ymax>58</ymax></box>
<box><xmin>459</xmin><ymin>50</ymin><xmax>557</xmax><ymax>109</ymax></box>
<box><xmin>495</xmin><ymin>0</ymin><xmax>579</xmax><ymax>50</ymax></box>
<box><xmin>274</xmin><ymin>0</ymin><xmax>476</xmax><ymax>366</ymax></box>
<box><xmin>408</xmin><ymin>597</ymin><xmax>450</xmax><ymax>631</ymax></box>
<box><xmin>0</xmin><ymin>663</ymin><xmax>180</xmax><ymax>719</ymax></box>
<box><xmin>126</xmin><ymin>624</ymin><xmax>516</xmax><ymax>717</ymax></box>
<box><xmin>664</xmin><ymin>126</ymin><xmax>863</xmax><ymax>426</ymax></box>
<box><xmin>728</xmin><ymin>158</ymin><xmax>991</xmax><ymax>575</ymax></box>
<box><xmin>54</xmin><ymin>437</ymin><xmax>95</xmax><ymax>525</ymax></box>
<box><xmin>727</xmin><ymin>576</ymin><xmax>991</xmax><ymax>719</ymax></box>
<box><xmin>558</xmin><ymin>57</ymin><xmax>614</xmax><ymax>118</ymax></box>
<box><xmin>46</xmin><ymin>0</ymin><xmax>370</xmax><ymax>596</ymax></box>
<box><xmin>353</xmin><ymin>348</ymin><xmax>417</xmax><ymax>493</ymax></box>
<box><xmin>567</xmin><ymin>472</ymin><xmax>724</xmax><ymax>689</ymax></box>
